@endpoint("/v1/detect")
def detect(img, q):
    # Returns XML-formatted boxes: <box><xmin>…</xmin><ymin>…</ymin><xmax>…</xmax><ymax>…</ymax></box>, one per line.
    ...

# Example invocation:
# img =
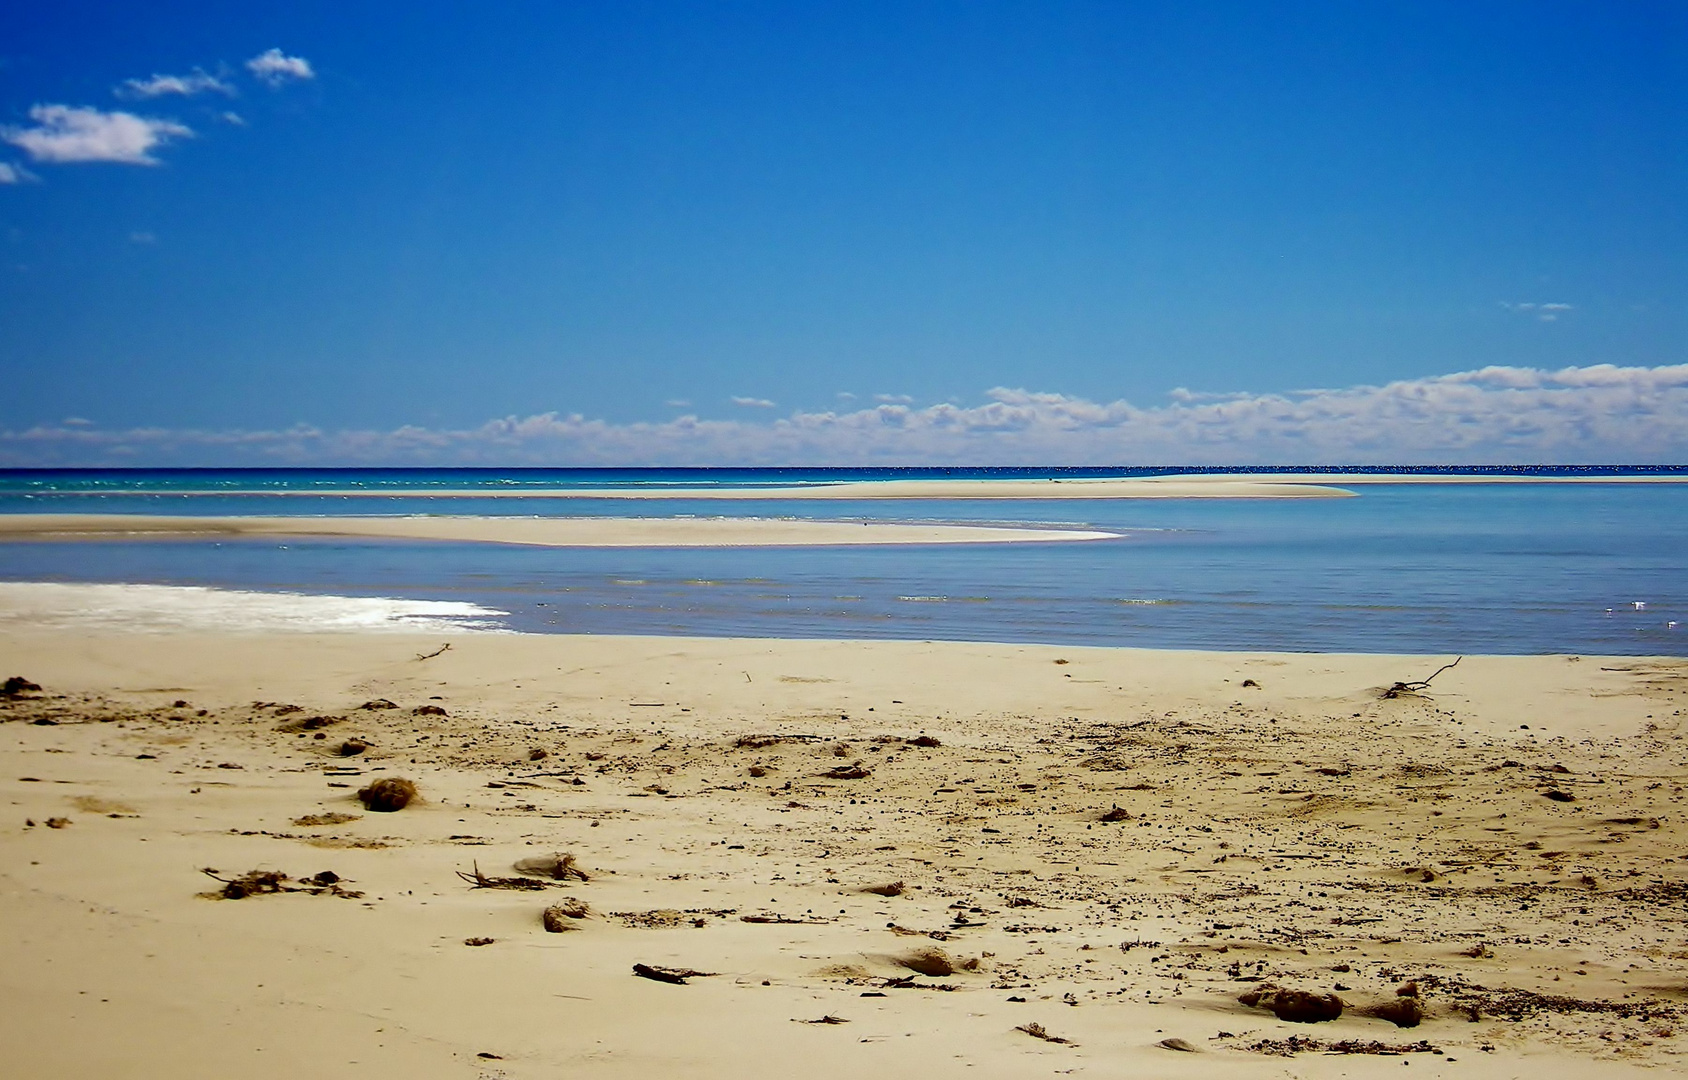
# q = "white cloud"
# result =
<box><xmin>0</xmin><ymin>162</ymin><xmax>31</xmax><ymax>183</ymax></box>
<box><xmin>1503</xmin><ymin>301</ymin><xmax>1574</xmax><ymax>322</ymax></box>
<box><xmin>2</xmin><ymin>105</ymin><xmax>190</xmax><ymax>165</ymax></box>
<box><xmin>874</xmin><ymin>393</ymin><xmax>913</xmax><ymax>404</ymax></box>
<box><xmin>118</xmin><ymin>70</ymin><xmax>233</xmax><ymax>98</ymax></box>
<box><xmin>219</xmin><ymin>111</ymin><xmax>247</xmax><ymax>126</ymax></box>
<box><xmin>5</xmin><ymin>364</ymin><xmax>1687</xmax><ymax>467</ymax></box>
<box><xmin>246</xmin><ymin>48</ymin><xmax>314</xmax><ymax>87</ymax></box>
<box><xmin>731</xmin><ymin>396</ymin><xmax>777</xmax><ymax>408</ymax></box>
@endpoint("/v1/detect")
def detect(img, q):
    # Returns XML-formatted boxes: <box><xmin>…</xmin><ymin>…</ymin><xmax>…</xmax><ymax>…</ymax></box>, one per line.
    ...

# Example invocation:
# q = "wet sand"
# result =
<box><xmin>1</xmin><ymin>631</ymin><xmax>1684</xmax><ymax>1078</ymax></box>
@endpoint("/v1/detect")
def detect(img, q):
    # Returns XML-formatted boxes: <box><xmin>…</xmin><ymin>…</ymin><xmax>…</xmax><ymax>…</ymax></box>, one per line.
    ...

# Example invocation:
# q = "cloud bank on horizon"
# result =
<box><xmin>5</xmin><ymin>364</ymin><xmax>1684</xmax><ymax>468</ymax></box>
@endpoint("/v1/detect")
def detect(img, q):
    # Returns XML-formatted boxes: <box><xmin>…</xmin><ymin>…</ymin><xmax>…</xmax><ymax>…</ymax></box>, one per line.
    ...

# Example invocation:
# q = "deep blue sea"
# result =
<box><xmin>1</xmin><ymin>467</ymin><xmax>1684</xmax><ymax>655</ymax></box>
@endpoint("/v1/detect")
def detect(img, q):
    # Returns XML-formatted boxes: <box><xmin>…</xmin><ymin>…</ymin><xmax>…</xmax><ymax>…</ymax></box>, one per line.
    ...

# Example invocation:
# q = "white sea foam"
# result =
<box><xmin>0</xmin><ymin>582</ymin><xmax>509</xmax><ymax>634</ymax></box>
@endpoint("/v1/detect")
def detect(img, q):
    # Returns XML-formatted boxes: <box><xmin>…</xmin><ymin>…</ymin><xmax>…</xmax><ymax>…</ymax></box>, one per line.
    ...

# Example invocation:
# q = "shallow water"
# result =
<box><xmin>0</xmin><ymin>470</ymin><xmax>1682</xmax><ymax>654</ymax></box>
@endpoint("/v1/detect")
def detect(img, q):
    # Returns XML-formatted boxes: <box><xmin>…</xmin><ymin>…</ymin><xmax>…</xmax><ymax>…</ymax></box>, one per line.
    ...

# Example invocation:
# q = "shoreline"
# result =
<box><xmin>0</xmin><ymin>513</ymin><xmax>1120</xmax><ymax>548</ymax></box>
<box><xmin>2</xmin><ymin>628</ymin><xmax>1683</xmax><ymax>1076</ymax></box>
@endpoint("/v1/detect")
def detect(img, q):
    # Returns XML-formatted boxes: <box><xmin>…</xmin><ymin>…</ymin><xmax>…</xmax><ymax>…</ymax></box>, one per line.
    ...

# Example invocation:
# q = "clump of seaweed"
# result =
<box><xmin>356</xmin><ymin>777</ymin><xmax>417</xmax><ymax>812</ymax></box>
<box><xmin>542</xmin><ymin>899</ymin><xmax>590</xmax><ymax>931</ymax></box>
<box><xmin>2</xmin><ymin>676</ymin><xmax>42</xmax><ymax>697</ymax></box>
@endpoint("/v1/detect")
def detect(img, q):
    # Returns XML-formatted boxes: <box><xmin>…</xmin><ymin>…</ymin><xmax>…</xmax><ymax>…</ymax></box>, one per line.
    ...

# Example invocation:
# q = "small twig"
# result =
<box><xmin>1384</xmin><ymin>656</ymin><xmax>1461</xmax><ymax>698</ymax></box>
<box><xmin>456</xmin><ymin>861</ymin><xmax>553</xmax><ymax>890</ymax></box>
<box><xmin>1016</xmin><ymin>1022</ymin><xmax>1075</xmax><ymax>1045</ymax></box>
<box><xmin>415</xmin><ymin>643</ymin><xmax>452</xmax><ymax>661</ymax></box>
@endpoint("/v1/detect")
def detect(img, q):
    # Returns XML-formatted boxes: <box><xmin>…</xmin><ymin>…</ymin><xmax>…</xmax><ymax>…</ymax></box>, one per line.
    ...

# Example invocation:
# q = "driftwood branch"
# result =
<box><xmin>415</xmin><ymin>643</ymin><xmax>452</xmax><ymax>661</ymax></box>
<box><xmin>1384</xmin><ymin>656</ymin><xmax>1462</xmax><ymax>698</ymax></box>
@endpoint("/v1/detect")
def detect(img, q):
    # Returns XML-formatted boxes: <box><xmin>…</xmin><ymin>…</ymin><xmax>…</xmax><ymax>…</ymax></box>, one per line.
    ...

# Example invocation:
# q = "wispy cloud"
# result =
<box><xmin>117</xmin><ymin>70</ymin><xmax>233</xmax><ymax>99</ymax></box>
<box><xmin>0</xmin><ymin>161</ymin><xmax>35</xmax><ymax>183</ymax></box>
<box><xmin>874</xmin><ymin>393</ymin><xmax>914</xmax><ymax>404</ymax></box>
<box><xmin>246</xmin><ymin>48</ymin><xmax>314</xmax><ymax>87</ymax></box>
<box><xmin>5</xmin><ymin>365</ymin><xmax>1686</xmax><ymax>467</ymax></box>
<box><xmin>731</xmin><ymin>396</ymin><xmax>777</xmax><ymax>408</ymax></box>
<box><xmin>2</xmin><ymin>105</ymin><xmax>190</xmax><ymax>165</ymax></box>
<box><xmin>1502</xmin><ymin>301</ymin><xmax>1575</xmax><ymax>322</ymax></box>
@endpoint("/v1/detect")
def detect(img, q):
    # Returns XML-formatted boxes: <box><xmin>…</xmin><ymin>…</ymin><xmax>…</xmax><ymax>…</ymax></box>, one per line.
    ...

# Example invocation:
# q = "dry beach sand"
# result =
<box><xmin>2</xmin><ymin>630</ymin><xmax>1685</xmax><ymax>1079</ymax></box>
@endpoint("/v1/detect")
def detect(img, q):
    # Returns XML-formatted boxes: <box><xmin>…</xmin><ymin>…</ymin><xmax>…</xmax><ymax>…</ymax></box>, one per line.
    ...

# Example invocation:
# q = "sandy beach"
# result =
<box><xmin>2</xmin><ymin>629</ymin><xmax>1683</xmax><ymax>1078</ymax></box>
<box><xmin>0</xmin><ymin>514</ymin><xmax>1119</xmax><ymax>548</ymax></box>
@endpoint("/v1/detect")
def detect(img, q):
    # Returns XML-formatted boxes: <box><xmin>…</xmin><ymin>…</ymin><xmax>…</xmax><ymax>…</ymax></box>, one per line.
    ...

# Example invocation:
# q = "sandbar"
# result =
<box><xmin>93</xmin><ymin>477</ymin><xmax>1356</xmax><ymax>499</ymax></box>
<box><xmin>0</xmin><ymin>513</ymin><xmax>1119</xmax><ymax>548</ymax></box>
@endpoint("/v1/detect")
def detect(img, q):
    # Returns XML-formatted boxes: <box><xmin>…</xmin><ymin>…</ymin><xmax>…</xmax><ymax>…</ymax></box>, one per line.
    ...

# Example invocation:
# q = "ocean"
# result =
<box><xmin>0</xmin><ymin>467</ymin><xmax>1683</xmax><ymax>655</ymax></box>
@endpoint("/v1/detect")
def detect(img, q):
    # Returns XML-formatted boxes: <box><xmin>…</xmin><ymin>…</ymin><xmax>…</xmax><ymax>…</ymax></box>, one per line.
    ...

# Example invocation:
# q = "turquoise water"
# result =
<box><xmin>0</xmin><ymin>469</ymin><xmax>1683</xmax><ymax>654</ymax></box>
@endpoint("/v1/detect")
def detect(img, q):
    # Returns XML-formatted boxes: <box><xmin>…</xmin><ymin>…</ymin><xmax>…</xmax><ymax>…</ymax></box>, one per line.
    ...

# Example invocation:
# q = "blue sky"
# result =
<box><xmin>1</xmin><ymin>2</ymin><xmax>1685</xmax><ymax>463</ymax></box>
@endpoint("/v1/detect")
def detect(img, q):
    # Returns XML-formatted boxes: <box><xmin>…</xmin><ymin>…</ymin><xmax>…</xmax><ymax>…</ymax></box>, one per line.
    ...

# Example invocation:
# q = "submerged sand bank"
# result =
<box><xmin>0</xmin><ymin>513</ymin><xmax>1119</xmax><ymax>548</ymax></box>
<box><xmin>2</xmin><ymin>629</ymin><xmax>1683</xmax><ymax>1078</ymax></box>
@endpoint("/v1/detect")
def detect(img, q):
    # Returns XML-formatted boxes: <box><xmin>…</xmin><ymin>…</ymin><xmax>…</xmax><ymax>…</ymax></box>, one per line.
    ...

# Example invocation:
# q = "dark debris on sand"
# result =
<box><xmin>202</xmin><ymin>867</ymin><xmax>362</xmax><ymax>900</ymax></box>
<box><xmin>632</xmin><ymin>963</ymin><xmax>715</xmax><ymax>984</ymax></box>
<box><xmin>356</xmin><ymin>777</ymin><xmax>417</xmax><ymax>811</ymax></box>
<box><xmin>1242</xmin><ymin>1035</ymin><xmax>1442</xmax><ymax>1057</ymax></box>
